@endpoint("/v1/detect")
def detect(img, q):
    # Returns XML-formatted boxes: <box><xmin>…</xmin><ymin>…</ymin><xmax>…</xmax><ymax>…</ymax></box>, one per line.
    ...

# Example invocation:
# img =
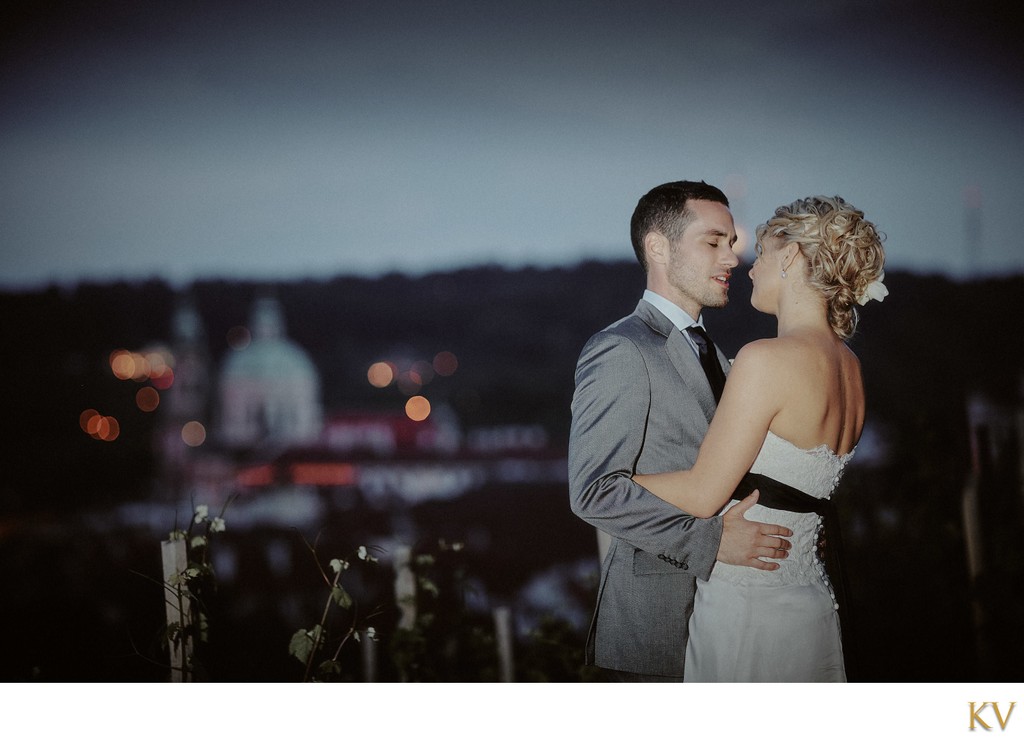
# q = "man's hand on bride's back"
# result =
<box><xmin>716</xmin><ymin>491</ymin><xmax>793</xmax><ymax>571</ymax></box>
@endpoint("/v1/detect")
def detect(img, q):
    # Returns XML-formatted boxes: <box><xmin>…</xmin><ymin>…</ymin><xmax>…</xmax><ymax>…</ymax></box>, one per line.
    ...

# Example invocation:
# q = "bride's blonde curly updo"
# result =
<box><xmin>756</xmin><ymin>195</ymin><xmax>886</xmax><ymax>340</ymax></box>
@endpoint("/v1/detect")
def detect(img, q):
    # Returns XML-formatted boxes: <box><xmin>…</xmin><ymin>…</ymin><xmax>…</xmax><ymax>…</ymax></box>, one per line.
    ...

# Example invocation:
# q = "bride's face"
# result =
<box><xmin>749</xmin><ymin>233</ymin><xmax>784</xmax><ymax>313</ymax></box>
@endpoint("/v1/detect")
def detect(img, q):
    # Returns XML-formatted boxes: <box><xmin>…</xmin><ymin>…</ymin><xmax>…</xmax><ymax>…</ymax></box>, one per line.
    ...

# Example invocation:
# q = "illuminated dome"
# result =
<box><xmin>217</xmin><ymin>297</ymin><xmax>323</xmax><ymax>448</ymax></box>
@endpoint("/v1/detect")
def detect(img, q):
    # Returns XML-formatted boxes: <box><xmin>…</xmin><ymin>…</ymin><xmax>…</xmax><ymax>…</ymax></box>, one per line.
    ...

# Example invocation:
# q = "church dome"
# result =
<box><xmin>217</xmin><ymin>297</ymin><xmax>323</xmax><ymax>448</ymax></box>
<box><xmin>221</xmin><ymin>337</ymin><xmax>319</xmax><ymax>383</ymax></box>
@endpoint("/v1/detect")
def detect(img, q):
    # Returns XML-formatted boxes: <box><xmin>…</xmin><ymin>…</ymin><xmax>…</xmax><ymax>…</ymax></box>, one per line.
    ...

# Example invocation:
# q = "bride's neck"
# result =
<box><xmin>775</xmin><ymin>291</ymin><xmax>830</xmax><ymax>338</ymax></box>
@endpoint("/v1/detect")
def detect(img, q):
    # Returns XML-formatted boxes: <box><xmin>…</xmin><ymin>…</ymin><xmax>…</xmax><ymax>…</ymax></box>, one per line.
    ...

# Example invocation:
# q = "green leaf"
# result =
<box><xmin>315</xmin><ymin>660</ymin><xmax>342</xmax><ymax>681</ymax></box>
<box><xmin>288</xmin><ymin>630</ymin><xmax>311</xmax><ymax>663</ymax></box>
<box><xmin>289</xmin><ymin>626</ymin><xmax>323</xmax><ymax>663</ymax></box>
<box><xmin>331</xmin><ymin>585</ymin><xmax>353</xmax><ymax>609</ymax></box>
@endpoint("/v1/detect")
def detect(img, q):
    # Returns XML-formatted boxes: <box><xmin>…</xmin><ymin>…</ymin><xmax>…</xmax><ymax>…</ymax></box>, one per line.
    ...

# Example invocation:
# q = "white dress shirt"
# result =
<box><xmin>642</xmin><ymin>289</ymin><xmax>707</xmax><ymax>360</ymax></box>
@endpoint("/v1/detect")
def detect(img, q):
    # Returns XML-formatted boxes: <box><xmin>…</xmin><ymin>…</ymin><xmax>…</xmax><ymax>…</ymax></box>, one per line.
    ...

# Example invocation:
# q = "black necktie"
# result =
<box><xmin>687</xmin><ymin>325</ymin><xmax>726</xmax><ymax>404</ymax></box>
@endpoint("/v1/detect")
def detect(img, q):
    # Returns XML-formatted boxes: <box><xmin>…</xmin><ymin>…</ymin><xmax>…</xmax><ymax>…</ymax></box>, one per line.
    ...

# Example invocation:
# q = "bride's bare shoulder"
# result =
<box><xmin>732</xmin><ymin>337</ymin><xmax>823</xmax><ymax>382</ymax></box>
<box><xmin>733</xmin><ymin>337</ymin><xmax>793</xmax><ymax>365</ymax></box>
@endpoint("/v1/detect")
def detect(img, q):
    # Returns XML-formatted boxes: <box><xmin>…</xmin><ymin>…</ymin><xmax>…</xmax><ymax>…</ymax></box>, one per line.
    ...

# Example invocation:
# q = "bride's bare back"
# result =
<box><xmin>761</xmin><ymin>329</ymin><xmax>864</xmax><ymax>458</ymax></box>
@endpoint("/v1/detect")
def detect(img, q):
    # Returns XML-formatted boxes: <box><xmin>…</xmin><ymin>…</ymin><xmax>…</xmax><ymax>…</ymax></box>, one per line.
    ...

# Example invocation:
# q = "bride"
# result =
<box><xmin>633</xmin><ymin>195</ymin><xmax>886</xmax><ymax>682</ymax></box>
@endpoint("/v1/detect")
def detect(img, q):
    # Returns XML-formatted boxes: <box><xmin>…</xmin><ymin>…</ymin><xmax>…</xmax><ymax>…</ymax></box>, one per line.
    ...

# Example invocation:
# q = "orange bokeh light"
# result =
<box><xmin>405</xmin><ymin>395</ymin><xmax>431</xmax><ymax>422</ymax></box>
<box><xmin>110</xmin><ymin>350</ymin><xmax>135</xmax><ymax>380</ymax></box>
<box><xmin>130</xmin><ymin>352</ymin><xmax>151</xmax><ymax>381</ymax></box>
<box><xmin>136</xmin><ymin>386</ymin><xmax>160</xmax><ymax>412</ymax></box>
<box><xmin>181</xmin><ymin>421</ymin><xmax>207</xmax><ymax>447</ymax></box>
<box><xmin>86</xmin><ymin>413</ymin><xmax>106</xmax><ymax>436</ymax></box>
<box><xmin>96</xmin><ymin>416</ymin><xmax>120</xmax><ymax>441</ymax></box>
<box><xmin>81</xmin><ymin>409</ymin><xmax>120</xmax><ymax>441</ymax></box>
<box><xmin>367</xmin><ymin>361</ymin><xmax>396</xmax><ymax>388</ymax></box>
<box><xmin>80</xmin><ymin>408</ymin><xmax>100</xmax><ymax>432</ymax></box>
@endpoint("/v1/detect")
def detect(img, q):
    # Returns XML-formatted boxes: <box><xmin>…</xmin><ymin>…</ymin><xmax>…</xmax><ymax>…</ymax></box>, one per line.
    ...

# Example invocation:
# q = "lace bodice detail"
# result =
<box><xmin>711</xmin><ymin>431</ymin><xmax>855</xmax><ymax>589</ymax></box>
<box><xmin>749</xmin><ymin>430</ymin><xmax>854</xmax><ymax>499</ymax></box>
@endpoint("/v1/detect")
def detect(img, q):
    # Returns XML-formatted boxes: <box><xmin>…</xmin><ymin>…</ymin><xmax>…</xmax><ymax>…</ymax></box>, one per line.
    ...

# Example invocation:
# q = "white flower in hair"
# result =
<box><xmin>857</xmin><ymin>271</ymin><xmax>888</xmax><ymax>305</ymax></box>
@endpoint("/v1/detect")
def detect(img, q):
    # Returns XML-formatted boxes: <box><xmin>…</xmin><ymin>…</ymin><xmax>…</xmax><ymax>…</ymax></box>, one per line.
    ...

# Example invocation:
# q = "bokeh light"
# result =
<box><xmin>181</xmin><ymin>421</ymin><xmax>207</xmax><ymax>447</ymax></box>
<box><xmin>110</xmin><ymin>347</ymin><xmax>177</xmax><ymax>384</ymax></box>
<box><xmin>86</xmin><ymin>412</ymin><xmax>105</xmax><ymax>435</ymax></box>
<box><xmin>79</xmin><ymin>408</ymin><xmax>100</xmax><ymax>432</ymax></box>
<box><xmin>367</xmin><ymin>361</ymin><xmax>395</xmax><ymax>388</ymax></box>
<box><xmin>433</xmin><ymin>351</ymin><xmax>458</xmax><ymax>376</ymax></box>
<box><xmin>136</xmin><ymin>386</ymin><xmax>160</xmax><ymax>412</ymax></box>
<box><xmin>412</xmin><ymin>360</ymin><xmax>434</xmax><ymax>385</ymax></box>
<box><xmin>100</xmin><ymin>417</ymin><xmax>120</xmax><ymax>441</ymax></box>
<box><xmin>405</xmin><ymin>395</ymin><xmax>431</xmax><ymax>421</ymax></box>
<box><xmin>86</xmin><ymin>415</ymin><xmax>120</xmax><ymax>441</ymax></box>
<box><xmin>110</xmin><ymin>350</ymin><xmax>135</xmax><ymax>380</ymax></box>
<box><xmin>145</xmin><ymin>351</ymin><xmax>173</xmax><ymax>375</ymax></box>
<box><xmin>129</xmin><ymin>352</ymin><xmax>150</xmax><ymax>382</ymax></box>
<box><xmin>150</xmin><ymin>366</ymin><xmax>175</xmax><ymax>390</ymax></box>
<box><xmin>734</xmin><ymin>224</ymin><xmax>751</xmax><ymax>259</ymax></box>
<box><xmin>227</xmin><ymin>325</ymin><xmax>252</xmax><ymax>351</ymax></box>
<box><xmin>397</xmin><ymin>371</ymin><xmax>421</xmax><ymax>395</ymax></box>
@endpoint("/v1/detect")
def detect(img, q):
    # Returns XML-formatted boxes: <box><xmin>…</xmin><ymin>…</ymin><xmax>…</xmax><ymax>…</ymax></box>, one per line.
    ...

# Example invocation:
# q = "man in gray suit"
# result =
<box><xmin>569</xmin><ymin>180</ymin><xmax>793</xmax><ymax>681</ymax></box>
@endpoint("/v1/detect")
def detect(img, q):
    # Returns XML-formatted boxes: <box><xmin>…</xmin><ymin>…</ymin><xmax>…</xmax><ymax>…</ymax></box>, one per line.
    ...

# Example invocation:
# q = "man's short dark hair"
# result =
<box><xmin>630</xmin><ymin>181</ymin><xmax>730</xmax><ymax>271</ymax></box>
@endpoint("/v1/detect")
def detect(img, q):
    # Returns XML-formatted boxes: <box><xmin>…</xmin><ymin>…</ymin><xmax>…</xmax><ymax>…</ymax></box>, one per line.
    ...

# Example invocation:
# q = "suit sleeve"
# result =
<box><xmin>568</xmin><ymin>330</ymin><xmax>722</xmax><ymax>580</ymax></box>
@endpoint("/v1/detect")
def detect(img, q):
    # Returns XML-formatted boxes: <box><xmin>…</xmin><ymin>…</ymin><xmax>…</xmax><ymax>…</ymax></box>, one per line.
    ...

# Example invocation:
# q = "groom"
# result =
<box><xmin>568</xmin><ymin>180</ymin><xmax>793</xmax><ymax>681</ymax></box>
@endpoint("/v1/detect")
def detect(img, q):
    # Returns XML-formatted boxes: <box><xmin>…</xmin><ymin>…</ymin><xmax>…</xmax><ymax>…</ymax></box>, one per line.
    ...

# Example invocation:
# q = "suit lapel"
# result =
<box><xmin>634</xmin><ymin>301</ymin><xmax>717</xmax><ymax>424</ymax></box>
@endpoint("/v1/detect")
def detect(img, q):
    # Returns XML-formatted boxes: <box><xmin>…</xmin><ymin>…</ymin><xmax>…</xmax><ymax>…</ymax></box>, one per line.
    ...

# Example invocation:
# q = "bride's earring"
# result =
<box><xmin>781</xmin><ymin>270</ymin><xmax>787</xmax><ymax>279</ymax></box>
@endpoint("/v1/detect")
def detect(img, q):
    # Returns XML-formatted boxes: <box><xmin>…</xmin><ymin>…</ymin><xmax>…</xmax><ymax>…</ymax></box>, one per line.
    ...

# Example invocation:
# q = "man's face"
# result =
<box><xmin>663</xmin><ymin>200</ymin><xmax>739</xmax><ymax>318</ymax></box>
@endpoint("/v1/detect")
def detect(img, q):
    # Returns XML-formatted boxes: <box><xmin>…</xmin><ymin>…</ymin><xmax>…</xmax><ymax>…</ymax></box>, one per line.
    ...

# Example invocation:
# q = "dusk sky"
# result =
<box><xmin>2</xmin><ymin>0</ymin><xmax>1022</xmax><ymax>289</ymax></box>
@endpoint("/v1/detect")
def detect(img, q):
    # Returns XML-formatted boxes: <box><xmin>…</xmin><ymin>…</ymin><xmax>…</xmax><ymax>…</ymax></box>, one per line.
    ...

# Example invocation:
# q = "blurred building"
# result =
<box><xmin>154</xmin><ymin>293</ymin><xmax>564</xmax><ymax>529</ymax></box>
<box><xmin>159</xmin><ymin>297</ymin><xmax>212</xmax><ymax>471</ymax></box>
<box><xmin>217</xmin><ymin>297</ymin><xmax>323</xmax><ymax>449</ymax></box>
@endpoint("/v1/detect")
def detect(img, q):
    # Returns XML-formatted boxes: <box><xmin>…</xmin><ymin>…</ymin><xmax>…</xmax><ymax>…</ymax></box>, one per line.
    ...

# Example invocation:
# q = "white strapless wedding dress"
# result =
<box><xmin>683</xmin><ymin>431</ymin><xmax>855</xmax><ymax>682</ymax></box>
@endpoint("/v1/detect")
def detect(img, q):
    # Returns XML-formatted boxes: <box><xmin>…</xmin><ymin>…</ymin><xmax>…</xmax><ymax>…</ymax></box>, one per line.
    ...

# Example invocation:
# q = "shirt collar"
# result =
<box><xmin>642</xmin><ymin>289</ymin><xmax>703</xmax><ymax>332</ymax></box>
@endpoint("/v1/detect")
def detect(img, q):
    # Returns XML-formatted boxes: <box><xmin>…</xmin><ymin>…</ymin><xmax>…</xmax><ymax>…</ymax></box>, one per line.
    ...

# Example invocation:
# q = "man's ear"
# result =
<box><xmin>644</xmin><ymin>231</ymin><xmax>670</xmax><ymax>267</ymax></box>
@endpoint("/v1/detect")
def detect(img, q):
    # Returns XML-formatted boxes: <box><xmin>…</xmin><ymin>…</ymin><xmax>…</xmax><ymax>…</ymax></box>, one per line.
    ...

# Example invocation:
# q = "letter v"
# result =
<box><xmin>992</xmin><ymin>702</ymin><xmax>1016</xmax><ymax>730</ymax></box>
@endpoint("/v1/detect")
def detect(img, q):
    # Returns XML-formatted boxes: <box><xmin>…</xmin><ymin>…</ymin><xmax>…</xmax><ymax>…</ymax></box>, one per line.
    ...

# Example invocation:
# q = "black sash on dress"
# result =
<box><xmin>733</xmin><ymin>472</ymin><xmax>859</xmax><ymax>680</ymax></box>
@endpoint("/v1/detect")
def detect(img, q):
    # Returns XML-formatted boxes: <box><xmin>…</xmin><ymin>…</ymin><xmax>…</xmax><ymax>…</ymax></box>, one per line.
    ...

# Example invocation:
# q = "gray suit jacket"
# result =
<box><xmin>568</xmin><ymin>299</ymin><xmax>730</xmax><ymax>677</ymax></box>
